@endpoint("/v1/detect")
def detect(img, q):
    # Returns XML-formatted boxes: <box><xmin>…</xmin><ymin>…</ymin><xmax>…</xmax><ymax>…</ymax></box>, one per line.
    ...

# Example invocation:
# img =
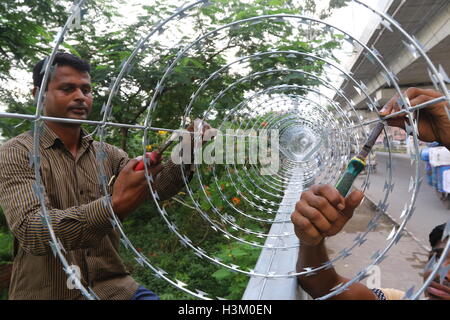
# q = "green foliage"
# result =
<box><xmin>0</xmin><ymin>0</ymin><xmax>344</xmax><ymax>152</ymax></box>
<box><xmin>0</xmin><ymin>231</ymin><xmax>13</xmax><ymax>265</ymax></box>
<box><xmin>119</xmin><ymin>201</ymin><xmax>263</xmax><ymax>299</ymax></box>
<box><xmin>211</xmin><ymin>243</ymin><xmax>261</xmax><ymax>299</ymax></box>
<box><xmin>0</xmin><ymin>207</ymin><xmax>13</xmax><ymax>266</ymax></box>
<box><xmin>0</xmin><ymin>206</ymin><xmax>6</xmax><ymax>229</ymax></box>
<box><xmin>0</xmin><ymin>0</ymin><xmax>66</xmax><ymax>78</ymax></box>
<box><xmin>119</xmin><ymin>201</ymin><xmax>226</xmax><ymax>299</ymax></box>
<box><xmin>0</xmin><ymin>289</ymin><xmax>7</xmax><ymax>300</ymax></box>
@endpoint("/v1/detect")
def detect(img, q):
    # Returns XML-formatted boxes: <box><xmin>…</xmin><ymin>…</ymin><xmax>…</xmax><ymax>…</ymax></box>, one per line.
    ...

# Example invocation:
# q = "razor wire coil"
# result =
<box><xmin>0</xmin><ymin>0</ymin><xmax>449</xmax><ymax>300</ymax></box>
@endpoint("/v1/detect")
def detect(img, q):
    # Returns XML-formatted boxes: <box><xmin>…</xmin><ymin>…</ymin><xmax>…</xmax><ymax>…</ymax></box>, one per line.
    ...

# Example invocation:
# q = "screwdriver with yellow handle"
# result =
<box><xmin>335</xmin><ymin>122</ymin><xmax>384</xmax><ymax>197</ymax></box>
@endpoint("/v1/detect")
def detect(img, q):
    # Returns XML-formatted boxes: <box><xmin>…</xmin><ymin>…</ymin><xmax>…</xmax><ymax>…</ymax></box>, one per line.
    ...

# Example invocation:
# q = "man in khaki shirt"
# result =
<box><xmin>0</xmin><ymin>52</ymin><xmax>197</xmax><ymax>300</ymax></box>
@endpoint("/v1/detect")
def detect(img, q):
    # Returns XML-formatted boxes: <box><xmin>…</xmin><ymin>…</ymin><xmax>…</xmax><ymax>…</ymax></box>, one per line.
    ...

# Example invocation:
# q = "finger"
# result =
<box><xmin>381</xmin><ymin>97</ymin><xmax>408</xmax><ymax>129</ymax></box>
<box><xmin>341</xmin><ymin>189</ymin><xmax>365</xmax><ymax>218</ymax></box>
<box><xmin>381</xmin><ymin>87</ymin><xmax>431</xmax><ymax>117</ymax></box>
<box><xmin>311</xmin><ymin>184</ymin><xmax>345</xmax><ymax>211</ymax></box>
<box><xmin>429</xmin><ymin>281</ymin><xmax>450</xmax><ymax>295</ymax></box>
<box><xmin>204</xmin><ymin>128</ymin><xmax>218</xmax><ymax>142</ymax></box>
<box><xmin>302</xmin><ymin>189</ymin><xmax>340</xmax><ymax>225</ymax></box>
<box><xmin>149</xmin><ymin>152</ymin><xmax>162</xmax><ymax>165</ymax></box>
<box><xmin>385</xmin><ymin>117</ymin><xmax>407</xmax><ymax>130</ymax></box>
<box><xmin>291</xmin><ymin>212</ymin><xmax>323</xmax><ymax>244</ymax></box>
<box><xmin>295</xmin><ymin>198</ymin><xmax>333</xmax><ymax>234</ymax></box>
<box><xmin>409</xmin><ymin>94</ymin><xmax>434</xmax><ymax>126</ymax></box>
<box><xmin>380</xmin><ymin>94</ymin><xmax>400</xmax><ymax>116</ymax></box>
<box><xmin>409</xmin><ymin>93</ymin><xmax>448</xmax><ymax>118</ymax></box>
<box><xmin>201</xmin><ymin>121</ymin><xmax>211</xmax><ymax>130</ymax></box>
<box><xmin>124</xmin><ymin>159</ymin><xmax>139</xmax><ymax>172</ymax></box>
<box><xmin>403</xmin><ymin>88</ymin><xmax>445</xmax><ymax>114</ymax></box>
<box><xmin>404</xmin><ymin>87</ymin><xmax>442</xmax><ymax>101</ymax></box>
<box><xmin>194</xmin><ymin>118</ymin><xmax>203</xmax><ymax>132</ymax></box>
<box><xmin>409</xmin><ymin>94</ymin><xmax>433</xmax><ymax>108</ymax></box>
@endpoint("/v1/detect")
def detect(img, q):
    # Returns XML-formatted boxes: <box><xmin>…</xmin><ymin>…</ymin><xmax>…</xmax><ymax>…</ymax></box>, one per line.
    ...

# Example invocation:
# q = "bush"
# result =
<box><xmin>0</xmin><ymin>231</ymin><xmax>13</xmax><ymax>265</ymax></box>
<box><xmin>0</xmin><ymin>207</ymin><xmax>13</xmax><ymax>266</ymax></box>
<box><xmin>118</xmin><ymin>160</ymin><xmax>278</xmax><ymax>300</ymax></box>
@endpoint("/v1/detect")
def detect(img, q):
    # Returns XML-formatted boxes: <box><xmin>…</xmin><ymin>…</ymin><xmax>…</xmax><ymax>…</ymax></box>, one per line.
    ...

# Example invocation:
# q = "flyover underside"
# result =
<box><xmin>335</xmin><ymin>0</ymin><xmax>450</xmax><ymax>110</ymax></box>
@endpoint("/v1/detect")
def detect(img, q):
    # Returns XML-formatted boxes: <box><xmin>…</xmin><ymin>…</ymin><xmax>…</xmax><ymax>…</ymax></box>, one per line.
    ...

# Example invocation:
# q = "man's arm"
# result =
<box><xmin>297</xmin><ymin>241</ymin><xmax>377</xmax><ymax>300</ymax></box>
<box><xmin>380</xmin><ymin>87</ymin><xmax>450</xmax><ymax>150</ymax></box>
<box><xmin>291</xmin><ymin>184</ymin><xmax>377</xmax><ymax>299</ymax></box>
<box><xmin>116</xmin><ymin>154</ymin><xmax>193</xmax><ymax>203</ymax></box>
<box><xmin>0</xmin><ymin>145</ymin><xmax>116</xmax><ymax>256</ymax></box>
<box><xmin>0</xmin><ymin>142</ymin><xmax>163</xmax><ymax>255</ymax></box>
<box><xmin>151</xmin><ymin>161</ymin><xmax>194</xmax><ymax>201</ymax></box>
<box><xmin>152</xmin><ymin>119</ymin><xmax>214</xmax><ymax>200</ymax></box>
<box><xmin>126</xmin><ymin>119</ymin><xmax>213</xmax><ymax>201</ymax></box>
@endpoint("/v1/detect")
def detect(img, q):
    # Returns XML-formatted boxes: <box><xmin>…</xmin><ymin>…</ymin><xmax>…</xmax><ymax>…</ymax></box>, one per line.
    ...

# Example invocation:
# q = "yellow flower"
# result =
<box><xmin>158</xmin><ymin>130</ymin><xmax>168</xmax><ymax>135</ymax></box>
<box><xmin>146</xmin><ymin>145</ymin><xmax>153</xmax><ymax>152</ymax></box>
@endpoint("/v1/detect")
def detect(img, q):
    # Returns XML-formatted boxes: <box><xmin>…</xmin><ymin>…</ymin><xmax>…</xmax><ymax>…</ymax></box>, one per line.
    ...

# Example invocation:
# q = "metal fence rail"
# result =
<box><xmin>243</xmin><ymin>167</ymin><xmax>309</xmax><ymax>300</ymax></box>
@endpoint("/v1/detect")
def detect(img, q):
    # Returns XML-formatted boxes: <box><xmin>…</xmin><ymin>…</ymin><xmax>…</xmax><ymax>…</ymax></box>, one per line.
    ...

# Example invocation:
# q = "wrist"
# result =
<box><xmin>111</xmin><ymin>195</ymin><xmax>126</xmax><ymax>220</ymax></box>
<box><xmin>301</xmin><ymin>238</ymin><xmax>325</xmax><ymax>249</ymax></box>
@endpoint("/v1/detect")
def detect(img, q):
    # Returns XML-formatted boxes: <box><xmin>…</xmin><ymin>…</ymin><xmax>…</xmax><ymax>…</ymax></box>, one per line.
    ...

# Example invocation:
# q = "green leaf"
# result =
<box><xmin>212</xmin><ymin>268</ymin><xmax>232</xmax><ymax>280</ymax></box>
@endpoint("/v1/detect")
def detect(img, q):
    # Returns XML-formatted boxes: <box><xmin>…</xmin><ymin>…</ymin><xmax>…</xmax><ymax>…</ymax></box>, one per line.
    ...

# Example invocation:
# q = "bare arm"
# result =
<box><xmin>292</xmin><ymin>184</ymin><xmax>377</xmax><ymax>300</ymax></box>
<box><xmin>0</xmin><ymin>142</ymin><xmax>164</xmax><ymax>255</ymax></box>
<box><xmin>380</xmin><ymin>87</ymin><xmax>450</xmax><ymax>150</ymax></box>
<box><xmin>297</xmin><ymin>240</ymin><xmax>377</xmax><ymax>300</ymax></box>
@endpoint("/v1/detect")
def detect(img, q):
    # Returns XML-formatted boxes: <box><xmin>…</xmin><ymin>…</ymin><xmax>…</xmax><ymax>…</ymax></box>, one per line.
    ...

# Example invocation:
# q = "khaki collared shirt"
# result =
<box><xmin>0</xmin><ymin>124</ymin><xmax>189</xmax><ymax>300</ymax></box>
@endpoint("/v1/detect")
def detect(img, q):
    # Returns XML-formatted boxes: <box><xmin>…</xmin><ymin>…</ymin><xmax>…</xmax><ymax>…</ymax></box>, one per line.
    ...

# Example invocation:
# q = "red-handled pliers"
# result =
<box><xmin>134</xmin><ymin>137</ymin><xmax>175</xmax><ymax>171</ymax></box>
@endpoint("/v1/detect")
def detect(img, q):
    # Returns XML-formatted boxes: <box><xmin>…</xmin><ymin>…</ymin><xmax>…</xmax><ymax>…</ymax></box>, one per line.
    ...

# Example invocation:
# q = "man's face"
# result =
<box><xmin>41</xmin><ymin>65</ymin><xmax>93</xmax><ymax>123</ymax></box>
<box><xmin>423</xmin><ymin>239</ymin><xmax>450</xmax><ymax>300</ymax></box>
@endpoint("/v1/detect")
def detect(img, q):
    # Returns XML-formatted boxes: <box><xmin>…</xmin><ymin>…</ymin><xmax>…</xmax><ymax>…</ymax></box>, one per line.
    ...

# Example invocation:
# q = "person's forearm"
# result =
<box><xmin>3</xmin><ymin>197</ymin><xmax>114</xmax><ymax>256</ymax></box>
<box><xmin>152</xmin><ymin>160</ymin><xmax>194</xmax><ymax>201</ymax></box>
<box><xmin>297</xmin><ymin>240</ymin><xmax>342</xmax><ymax>298</ymax></box>
<box><xmin>426</xmin><ymin>112</ymin><xmax>450</xmax><ymax>149</ymax></box>
<box><xmin>297</xmin><ymin>239</ymin><xmax>377</xmax><ymax>300</ymax></box>
<box><xmin>0</xmin><ymin>147</ymin><xmax>114</xmax><ymax>256</ymax></box>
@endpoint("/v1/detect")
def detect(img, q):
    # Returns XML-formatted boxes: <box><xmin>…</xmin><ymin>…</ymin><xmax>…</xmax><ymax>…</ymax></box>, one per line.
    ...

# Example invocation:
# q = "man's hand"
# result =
<box><xmin>291</xmin><ymin>184</ymin><xmax>364</xmax><ymax>246</ymax></box>
<box><xmin>186</xmin><ymin>118</ymin><xmax>211</xmax><ymax>133</ymax></box>
<box><xmin>186</xmin><ymin>118</ymin><xmax>216</xmax><ymax>145</ymax></box>
<box><xmin>111</xmin><ymin>158</ymin><xmax>163</xmax><ymax>221</ymax></box>
<box><xmin>380</xmin><ymin>87</ymin><xmax>450</xmax><ymax>147</ymax></box>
